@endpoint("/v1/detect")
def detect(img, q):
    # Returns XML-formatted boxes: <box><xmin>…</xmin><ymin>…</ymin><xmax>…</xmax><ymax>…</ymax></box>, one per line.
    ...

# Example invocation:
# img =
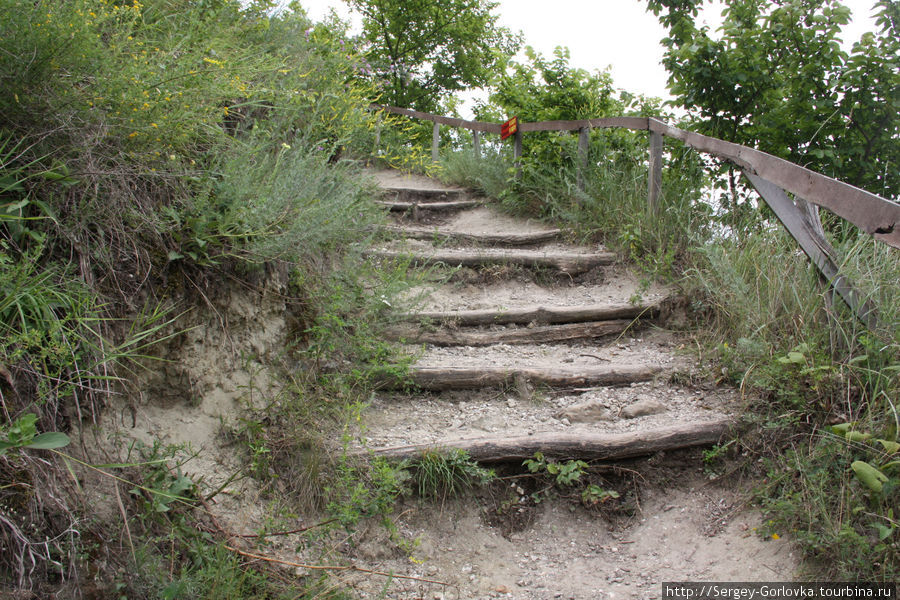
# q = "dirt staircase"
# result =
<box><xmin>359</xmin><ymin>170</ymin><xmax>735</xmax><ymax>463</ymax></box>
<box><xmin>337</xmin><ymin>169</ymin><xmax>797</xmax><ymax>599</ymax></box>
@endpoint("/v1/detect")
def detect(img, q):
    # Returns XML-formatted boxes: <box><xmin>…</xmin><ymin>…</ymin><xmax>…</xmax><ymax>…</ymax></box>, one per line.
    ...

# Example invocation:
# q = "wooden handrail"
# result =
<box><xmin>374</xmin><ymin>104</ymin><xmax>501</xmax><ymax>134</ymax></box>
<box><xmin>375</xmin><ymin>103</ymin><xmax>899</xmax><ymax>251</ymax></box>
<box><xmin>647</xmin><ymin>119</ymin><xmax>900</xmax><ymax>250</ymax></box>
<box><xmin>374</xmin><ymin>103</ymin><xmax>900</xmax><ymax>330</ymax></box>
<box><xmin>519</xmin><ymin>117</ymin><xmax>649</xmax><ymax>132</ymax></box>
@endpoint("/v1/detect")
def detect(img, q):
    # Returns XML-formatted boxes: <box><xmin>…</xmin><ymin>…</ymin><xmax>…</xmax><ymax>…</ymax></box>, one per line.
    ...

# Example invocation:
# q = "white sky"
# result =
<box><xmin>295</xmin><ymin>0</ymin><xmax>881</xmax><ymax>116</ymax></box>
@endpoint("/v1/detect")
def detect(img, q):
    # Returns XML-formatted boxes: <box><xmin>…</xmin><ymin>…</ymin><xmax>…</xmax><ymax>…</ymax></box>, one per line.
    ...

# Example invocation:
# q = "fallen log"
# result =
<box><xmin>384</xmin><ymin>319</ymin><xmax>634</xmax><ymax>346</ymax></box>
<box><xmin>379</xmin><ymin>224</ymin><xmax>561</xmax><ymax>247</ymax></box>
<box><xmin>394</xmin><ymin>302</ymin><xmax>659</xmax><ymax>326</ymax></box>
<box><xmin>380</xmin><ymin>364</ymin><xmax>663</xmax><ymax>391</ymax></box>
<box><xmin>367</xmin><ymin>249</ymin><xmax>615</xmax><ymax>274</ymax></box>
<box><xmin>361</xmin><ymin>419</ymin><xmax>734</xmax><ymax>463</ymax></box>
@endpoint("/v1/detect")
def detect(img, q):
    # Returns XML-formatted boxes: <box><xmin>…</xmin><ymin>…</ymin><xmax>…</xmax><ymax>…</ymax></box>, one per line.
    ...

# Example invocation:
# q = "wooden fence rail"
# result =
<box><xmin>372</xmin><ymin>104</ymin><xmax>900</xmax><ymax>329</ymax></box>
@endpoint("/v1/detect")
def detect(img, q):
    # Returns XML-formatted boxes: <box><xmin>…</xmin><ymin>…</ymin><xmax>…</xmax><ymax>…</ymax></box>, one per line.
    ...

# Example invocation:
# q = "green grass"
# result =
<box><xmin>410</xmin><ymin>449</ymin><xmax>495</xmax><ymax>501</ymax></box>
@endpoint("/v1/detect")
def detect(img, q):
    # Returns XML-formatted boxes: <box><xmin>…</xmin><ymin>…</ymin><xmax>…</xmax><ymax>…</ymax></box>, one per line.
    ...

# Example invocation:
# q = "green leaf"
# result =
<box><xmin>25</xmin><ymin>432</ymin><xmax>71</xmax><ymax>450</ymax></box>
<box><xmin>876</xmin><ymin>439</ymin><xmax>900</xmax><ymax>454</ymax></box>
<box><xmin>851</xmin><ymin>460</ymin><xmax>888</xmax><ymax>493</ymax></box>
<box><xmin>874</xmin><ymin>523</ymin><xmax>893</xmax><ymax>541</ymax></box>
<box><xmin>845</xmin><ymin>431</ymin><xmax>872</xmax><ymax>443</ymax></box>
<box><xmin>831</xmin><ymin>422</ymin><xmax>852</xmax><ymax>434</ymax></box>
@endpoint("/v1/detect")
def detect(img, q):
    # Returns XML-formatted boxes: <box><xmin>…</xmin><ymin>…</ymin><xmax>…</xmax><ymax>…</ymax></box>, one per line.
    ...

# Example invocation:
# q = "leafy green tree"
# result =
<box><xmin>479</xmin><ymin>47</ymin><xmax>648</xmax><ymax>179</ymax></box>
<box><xmin>344</xmin><ymin>0</ymin><xmax>519</xmax><ymax>112</ymax></box>
<box><xmin>485</xmin><ymin>46</ymin><xmax>619</xmax><ymax>122</ymax></box>
<box><xmin>646</xmin><ymin>0</ymin><xmax>899</xmax><ymax>203</ymax></box>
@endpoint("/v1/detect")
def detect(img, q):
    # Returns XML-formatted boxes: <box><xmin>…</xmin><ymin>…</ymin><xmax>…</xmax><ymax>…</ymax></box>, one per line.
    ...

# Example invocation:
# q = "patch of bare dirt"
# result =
<box><xmin>339</xmin><ymin>466</ymin><xmax>797</xmax><ymax>599</ymax></box>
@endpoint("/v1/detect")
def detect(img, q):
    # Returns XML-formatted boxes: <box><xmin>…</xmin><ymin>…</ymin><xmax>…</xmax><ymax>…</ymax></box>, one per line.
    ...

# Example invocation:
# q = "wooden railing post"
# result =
<box><xmin>744</xmin><ymin>172</ymin><xmax>878</xmax><ymax>329</ymax></box>
<box><xmin>576</xmin><ymin>126</ymin><xmax>590</xmax><ymax>193</ymax></box>
<box><xmin>374</xmin><ymin>112</ymin><xmax>382</xmax><ymax>155</ymax></box>
<box><xmin>514</xmin><ymin>128</ymin><xmax>522</xmax><ymax>179</ymax></box>
<box><xmin>647</xmin><ymin>130</ymin><xmax>662</xmax><ymax>214</ymax></box>
<box><xmin>431</xmin><ymin>121</ymin><xmax>440</xmax><ymax>163</ymax></box>
<box><xmin>473</xmin><ymin>130</ymin><xmax>481</xmax><ymax>159</ymax></box>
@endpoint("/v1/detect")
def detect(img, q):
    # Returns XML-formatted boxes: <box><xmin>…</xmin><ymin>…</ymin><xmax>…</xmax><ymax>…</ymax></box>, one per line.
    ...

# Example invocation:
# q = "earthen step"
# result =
<box><xmin>367</xmin><ymin>248</ymin><xmax>615</xmax><ymax>275</ymax></box>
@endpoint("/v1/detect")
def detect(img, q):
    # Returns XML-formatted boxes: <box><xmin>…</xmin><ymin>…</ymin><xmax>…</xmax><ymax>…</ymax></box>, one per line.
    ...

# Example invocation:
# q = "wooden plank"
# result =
<box><xmin>648</xmin><ymin>130</ymin><xmax>663</xmax><ymax>215</ymax></box>
<box><xmin>360</xmin><ymin>419</ymin><xmax>732</xmax><ymax>463</ymax></box>
<box><xmin>380</xmin><ymin>364</ymin><xmax>663</xmax><ymax>391</ymax></box>
<box><xmin>577</xmin><ymin>126</ymin><xmax>590</xmax><ymax>193</ymax></box>
<box><xmin>520</xmin><ymin>117</ymin><xmax>649</xmax><ymax>133</ymax></box>
<box><xmin>383</xmin><ymin>319</ymin><xmax>633</xmax><ymax>346</ymax></box>
<box><xmin>744</xmin><ymin>172</ymin><xmax>878</xmax><ymax>329</ymax></box>
<box><xmin>394</xmin><ymin>302</ymin><xmax>660</xmax><ymax>326</ymax></box>
<box><xmin>366</xmin><ymin>248</ymin><xmax>616</xmax><ymax>274</ymax></box>
<box><xmin>431</xmin><ymin>122</ymin><xmax>440</xmax><ymax>163</ymax></box>
<box><xmin>473</xmin><ymin>130</ymin><xmax>481</xmax><ymax>159</ymax></box>
<box><xmin>375</xmin><ymin>104</ymin><xmax>502</xmax><ymax>134</ymax></box>
<box><xmin>649</xmin><ymin>118</ymin><xmax>900</xmax><ymax>249</ymax></box>
<box><xmin>379</xmin><ymin>224</ymin><xmax>561</xmax><ymax>246</ymax></box>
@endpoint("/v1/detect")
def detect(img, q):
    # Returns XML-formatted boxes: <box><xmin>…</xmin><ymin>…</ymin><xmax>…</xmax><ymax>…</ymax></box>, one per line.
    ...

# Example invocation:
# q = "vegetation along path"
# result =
<box><xmin>341</xmin><ymin>169</ymin><xmax>798</xmax><ymax>599</ymax></box>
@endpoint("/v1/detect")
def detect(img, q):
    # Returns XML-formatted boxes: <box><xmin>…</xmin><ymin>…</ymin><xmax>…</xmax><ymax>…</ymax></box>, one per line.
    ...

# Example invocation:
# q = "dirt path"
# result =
<box><xmin>90</xmin><ymin>168</ymin><xmax>798</xmax><ymax>599</ymax></box>
<box><xmin>345</xmin><ymin>169</ymin><xmax>797</xmax><ymax>598</ymax></box>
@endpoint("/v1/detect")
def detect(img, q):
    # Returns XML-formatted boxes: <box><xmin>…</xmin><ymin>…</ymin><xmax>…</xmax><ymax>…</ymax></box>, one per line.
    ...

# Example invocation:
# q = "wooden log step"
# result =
<box><xmin>381</xmin><ymin>187</ymin><xmax>467</xmax><ymax>203</ymax></box>
<box><xmin>395</xmin><ymin>302</ymin><xmax>659</xmax><ymax>326</ymax></box>
<box><xmin>379</xmin><ymin>224</ymin><xmax>562</xmax><ymax>246</ymax></box>
<box><xmin>383</xmin><ymin>319</ymin><xmax>634</xmax><ymax>346</ymax></box>
<box><xmin>360</xmin><ymin>419</ymin><xmax>733</xmax><ymax>463</ymax></box>
<box><xmin>375</xmin><ymin>200</ymin><xmax>484</xmax><ymax>212</ymax></box>
<box><xmin>380</xmin><ymin>364</ymin><xmax>663</xmax><ymax>391</ymax></box>
<box><xmin>367</xmin><ymin>249</ymin><xmax>615</xmax><ymax>274</ymax></box>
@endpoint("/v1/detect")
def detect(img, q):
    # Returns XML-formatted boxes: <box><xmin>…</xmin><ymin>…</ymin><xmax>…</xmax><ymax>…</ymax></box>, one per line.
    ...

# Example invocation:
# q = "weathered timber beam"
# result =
<box><xmin>361</xmin><ymin>419</ymin><xmax>733</xmax><ymax>463</ymax></box>
<box><xmin>379</xmin><ymin>364</ymin><xmax>663</xmax><ymax>391</ymax></box>
<box><xmin>379</xmin><ymin>186</ymin><xmax>467</xmax><ymax>202</ymax></box>
<box><xmin>366</xmin><ymin>249</ymin><xmax>615</xmax><ymax>274</ymax></box>
<box><xmin>744</xmin><ymin>172</ymin><xmax>878</xmax><ymax>329</ymax></box>
<box><xmin>375</xmin><ymin>200</ymin><xmax>482</xmax><ymax>212</ymax></box>
<box><xmin>383</xmin><ymin>319</ymin><xmax>634</xmax><ymax>346</ymax></box>
<box><xmin>649</xmin><ymin>118</ymin><xmax>900</xmax><ymax>249</ymax></box>
<box><xmin>394</xmin><ymin>302</ymin><xmax>659</xmax><ymax>326</ymax></box>
<box><xmin>378</xmin><ymin>225</ymin><xmax>561</xmax><ymax>246</ymax></box>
